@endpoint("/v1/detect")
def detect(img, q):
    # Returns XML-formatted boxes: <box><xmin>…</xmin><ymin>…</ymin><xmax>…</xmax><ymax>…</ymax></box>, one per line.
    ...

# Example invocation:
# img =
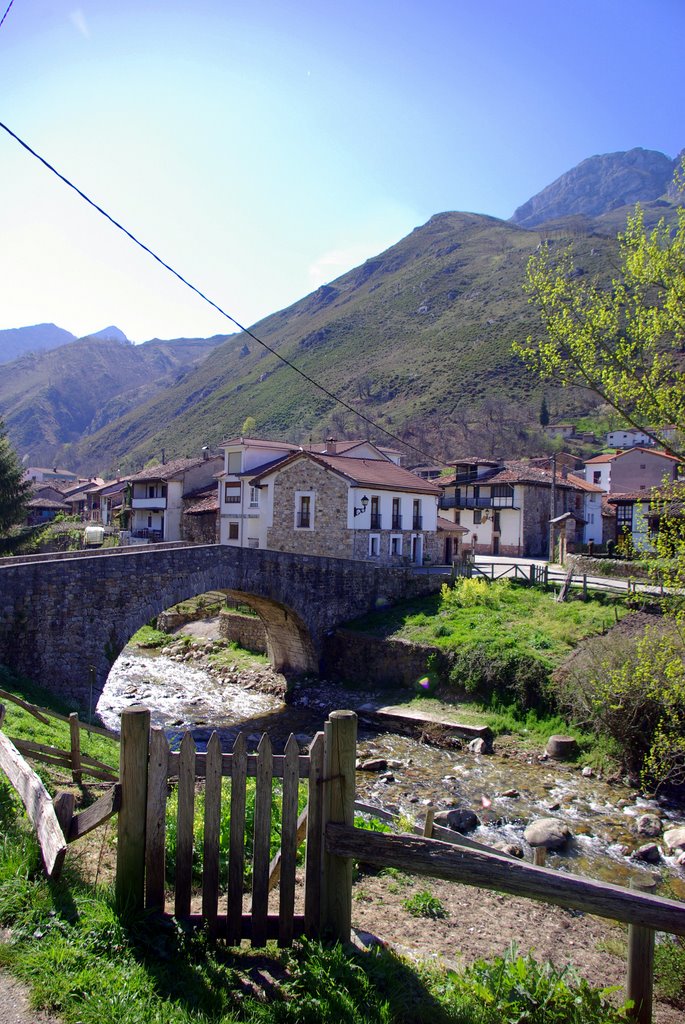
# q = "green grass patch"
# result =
<box><xmin>129</xmin><ymin>624</ymin><xmax>178</xmax><ymax>648</ymax></box>
<box><xmin>207</xmin><ymin>641</ymin><xmax>270</xmax><ymax>671</ymax></box>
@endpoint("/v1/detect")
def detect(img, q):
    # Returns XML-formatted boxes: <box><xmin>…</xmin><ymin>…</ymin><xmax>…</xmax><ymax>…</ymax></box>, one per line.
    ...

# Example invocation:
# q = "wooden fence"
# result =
<box><xmin>454</xmin><ymin>559</ymin><xmax>655</xmax><ymax>597</ymax></box>
<box><xmin>115</xmin><ymin>706</ymin><xmax>356</xmax><ymax>946</ymax></box>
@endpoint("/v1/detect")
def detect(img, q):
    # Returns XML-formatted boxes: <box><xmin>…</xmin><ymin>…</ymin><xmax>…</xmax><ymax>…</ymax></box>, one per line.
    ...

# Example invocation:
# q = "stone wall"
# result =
<box><xmin>566</xmin><ymin>553</ymin><xmax>651</xmax><ymax>581</ymax></box>
<box><xmin>219</xmin><ymin>609</ymin><xmax>267</xmax><ymax>653</ymax></box>
<box><xmin>267</xmin><ymin>460</ymin><xmax>353</xmax><ymax>558</ymax></box>
<box><xmin>321</xmin><ymin>629</ymin><xmax>449</xmax><ymax>688</ymax></box>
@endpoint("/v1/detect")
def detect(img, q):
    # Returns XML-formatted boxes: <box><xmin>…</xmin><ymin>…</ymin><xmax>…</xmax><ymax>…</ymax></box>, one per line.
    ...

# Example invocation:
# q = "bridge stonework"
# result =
<box><xmin>0</xmin><ymin>545</ymin><xmax>441</xmax><ymax>704</ymax></box>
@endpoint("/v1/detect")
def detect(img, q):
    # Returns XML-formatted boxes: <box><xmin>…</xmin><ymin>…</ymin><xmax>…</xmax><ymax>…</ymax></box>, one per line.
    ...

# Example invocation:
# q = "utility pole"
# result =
<box><xmin>548</xmin><ymin>453</ymin><xmax>557</xmax><ymax>562</ymax></box>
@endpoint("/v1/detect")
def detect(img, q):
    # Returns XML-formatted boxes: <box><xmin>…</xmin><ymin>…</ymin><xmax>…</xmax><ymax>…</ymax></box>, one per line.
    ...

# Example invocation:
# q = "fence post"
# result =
<box><xmin>69</xmin><ymin>712</ymin><xmax>82</xmax><ymax>786</ymax></box>
<box><xmin>321</xmin><ymin>710</ymin><xmax>357</xmax><ymax>942</ymax></box>
<box><xmin>627</xmin><ymin>876</ymin><xmax>656</xmax><ymax>1024</ymax></box>
<box><xmin>544</xmin><ymin>564</ymin><xmax>549</xmax><ymax>586</ymax></box>
<box><xmin>115</xmin><ymin>706</ymin><xmax>150</xmax><ymax>916</ymax></box>
<box><xmin>423</xmin><ymin>805</ymin><xmax>435</xmax><ymax>837</ymax></box>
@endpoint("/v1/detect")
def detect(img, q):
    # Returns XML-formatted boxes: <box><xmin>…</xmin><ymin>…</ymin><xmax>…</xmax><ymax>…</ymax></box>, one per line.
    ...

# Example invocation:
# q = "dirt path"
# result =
<box><xmin>0</xmin><ymin>971</ymin><xmax>61</xmax><ymax>1024</ymax></box>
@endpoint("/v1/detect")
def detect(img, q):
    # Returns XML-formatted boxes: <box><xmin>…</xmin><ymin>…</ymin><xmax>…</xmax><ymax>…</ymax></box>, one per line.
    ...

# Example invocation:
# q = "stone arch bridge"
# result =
<box><xmin>0</xmin><ymin>544</ymin><xmax>442</xmax><ymax>704</ymax></box>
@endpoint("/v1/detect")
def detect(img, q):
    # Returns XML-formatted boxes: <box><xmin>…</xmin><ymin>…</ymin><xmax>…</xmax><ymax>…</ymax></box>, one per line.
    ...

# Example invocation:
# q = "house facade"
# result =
<box><xmin>439</xmin><ymin>458</ymin><xmax>603</xmax><ymax>557</ymax></box>
<box><xmin>583</xmin><ymin>447</ymin><xmax>681</xmax><ymax>493</ymax></box>
<box><xmin>128</xmin><ymin>455</ymin><xmax>223</xmax><ymax>542</ymax></box>
<box><xmin>218</xmin><ymin>436</ymin><xmax>442</xmax><ymax>564</ymax></box>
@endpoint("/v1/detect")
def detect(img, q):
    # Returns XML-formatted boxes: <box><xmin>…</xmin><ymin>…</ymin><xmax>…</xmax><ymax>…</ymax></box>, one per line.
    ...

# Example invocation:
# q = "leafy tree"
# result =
<box><xmin>0</xmin><ymin>420</ymin><xmax>30</xmax><ymax>535</ymax></box>
<box><xmin>241</xmin><ymin>415</ymin><xmax>257</xmax><ymax>435</ymax></box>
<box><xmin>539</xmin><ymin>396</ymin><xmax>550</xmax><ymax>427</ymax></box>
<box><xmin>515</xmin><ymin>204</ymin><xmax>685</xmax><ymax>459</ymax></box>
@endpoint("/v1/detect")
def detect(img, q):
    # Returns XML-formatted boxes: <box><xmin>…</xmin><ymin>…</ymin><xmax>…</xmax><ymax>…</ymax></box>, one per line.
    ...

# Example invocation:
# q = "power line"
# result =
<box><xmin>0</xmin><ymin>0</ymin><xmax>15</xmax><ymax>30</ymax></box>
<box><xmin>0</xmin><ymin>120</ymin><xmax>450</xmax><ymax>468</ymax></box>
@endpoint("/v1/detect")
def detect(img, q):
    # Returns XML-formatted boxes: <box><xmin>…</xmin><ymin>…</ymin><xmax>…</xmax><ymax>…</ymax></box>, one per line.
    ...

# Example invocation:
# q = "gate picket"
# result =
<box><xmin>145</xmin><ymin>728</ymin><xmax>170</xmax><ymax>912</ymax></box>
<box><xmin>278</xmin><ymin>734</ymin><xmax>300</xmax><ymax>947</ymax></box>
<box><xmin>175</xmin><ymin>731</ymin><xmax>196</xmax><ymax>918</ymax></box>
<box><xmin>202</xmin><ymin>732</ymin><xmax>222</xmax><ymax>933</ymax></box>
<box><xmin>251</xmin><ymin>733</ymin><xmax>273</xmax><ymax>947</ymax></box>
<box><xmin>226</xmin><ymin>732</ymin><xmax>247</xmax><ymax>945</ymax></box>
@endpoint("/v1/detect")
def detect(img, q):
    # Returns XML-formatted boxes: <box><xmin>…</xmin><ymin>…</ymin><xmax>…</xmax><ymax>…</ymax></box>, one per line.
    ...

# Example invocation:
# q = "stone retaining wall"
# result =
<box><xmin>219</xmin><ymin>610</ymin><xmax>268</xmax><ymax>653</ymax></box>
<box><xmin>321</xmin><ymin>629</ymin><xmax>449</xmax><ymax>688</ymax></box>
<box><xmin>566</xmin><ymin>554</ymin><xmax>651</xmax><ymax>581</ymax></box>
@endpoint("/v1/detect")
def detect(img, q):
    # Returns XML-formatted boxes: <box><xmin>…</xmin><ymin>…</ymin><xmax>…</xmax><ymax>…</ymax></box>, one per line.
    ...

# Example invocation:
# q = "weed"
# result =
<box><xmin>402</xmin><ymin>890</ymin><xmax>447</xmax><ymax>919</ymax></box>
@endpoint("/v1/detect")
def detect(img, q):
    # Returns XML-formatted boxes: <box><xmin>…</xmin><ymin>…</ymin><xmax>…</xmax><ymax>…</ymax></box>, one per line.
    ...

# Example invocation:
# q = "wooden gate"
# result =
<box><xmin>115</xmin><ymin>707</ymin><xmax>357</xmax><ymax>947</ymax></box>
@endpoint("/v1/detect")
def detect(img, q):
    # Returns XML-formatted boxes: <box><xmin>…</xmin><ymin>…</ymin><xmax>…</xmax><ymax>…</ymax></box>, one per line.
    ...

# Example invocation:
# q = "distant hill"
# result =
<box><xmin>0</xmin><ymin>334</ymin><xmax>230</xmax><ymax>465</ymax></box>
<box><xmin>83</xmin><ymin>325</ymin><xmax>130</xmax><ymax>344</ymax></box>
<box><xmin>0</xmin><ymin>323</ymin><xmax>76</xmax><ymax>364</ymax></box>
<box><xmin>3</xmin><ymin>147</ymin><xmax>682</xmax><ymax>476</ymax></box>
<box><xmin>511</xmin><ymin>148</ymin><xmax>679</xmax><ymax>228</ymax></box>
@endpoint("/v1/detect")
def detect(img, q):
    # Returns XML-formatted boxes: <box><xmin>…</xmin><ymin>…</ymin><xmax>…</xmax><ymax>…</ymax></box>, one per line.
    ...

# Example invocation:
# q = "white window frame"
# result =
<box><xmin>249</xmin><ymin>486</ymin><xmax>260</xmax><ymax>508</ymax></box>
<box><xmin>294</xmin><ymin>490</ymin><xmax>315</xmax><ymax>530</ymax></box>
<box><xmin>390</xmin><ymin>534</ymin><xmax>403</xmax><ymax>556</ymax></box>
<box><xmin>368</xmin><ymin>533</ymin><xmax>381</xmax><ymax>557</ymax></box>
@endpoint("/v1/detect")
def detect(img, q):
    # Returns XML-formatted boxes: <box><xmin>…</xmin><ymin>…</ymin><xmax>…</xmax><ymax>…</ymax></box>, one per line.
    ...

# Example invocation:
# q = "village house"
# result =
<box><xmin>582</xmin><ymin>446</ymin><xmax>681</xmax><ymax>493</ymax></box>
<box><xmin>439</xmin><ymin>458</ymin><xmax>604</xmax><ymax>558</ymax></box>
<box><xmin>218</xmin><ymin>436</ymin><xmax>449</xmax><ymax>564</ymax></box>
<box><xmin>127</xmin><ymin>454</ymin><xmax>223</xmax><ymax>542</ymax></box>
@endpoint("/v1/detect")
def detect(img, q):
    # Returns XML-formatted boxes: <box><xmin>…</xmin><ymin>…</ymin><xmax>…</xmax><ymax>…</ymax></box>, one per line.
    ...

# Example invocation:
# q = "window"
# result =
<box><xmin>228</xmin><ymin>522</ymin><xmax>239</xmax><ymax>540</ymax></box>
<box><xmin>616</xmin><ymin>504</ymin><xmax>633</xmax><ymax>532</ymax></box>
<box><xmin>390</xmin><ymin>535</ymin><xmax>402</xmax><ymax>556</ymax></box>
<box><xmin>370</xmin><ymin>495</ymin><xmax>381</xmax><ymax>530</ymax></box>
<box><xmin>147</xmin><ymin>515</ymin><xmax>152</xmax><ymax>528</ymax></box>
<box><xmin>227</xmin><ymin>452</ymin><xmax>241</xmax><ymax>474</ymax></box>
<box><xmin>249</xmin><ymin>486</ymin><xmax>260</xmax><ymax>508</ymax></box>
<box><xmin>492</xmin><ymin>484</ymin><xmax>513</xmax><ymax>501</ymax></box>
<box><xmin>412</xmin><ymin>499</ymin><xmax>422</xmax><ymax>529</ymax></box>
<box><xmin>296</xmin><ymin>492</ymin><xmax>314</xmax><ymax>529</ymax></box>
<box><xmin>593</xmin><ymin>471</ymin><xmax>602</xmax><ymax>484</ymax></box>
<box><xmin>640</xmin><ymin>464</ymin><xmax>646</xmax><ymax>470</ymax></box>
<box><xmin>369</xmin><ymin>534</ymin><xmax>380</xmax><ymax>557</ymax></box>
<box><xmin>148</xmin><ymin>485</ymin><xmax>155</xmax><ymax>498</ymax></box>
<box><xmin>391</xmin><ymin>497</ymin><xmax>401</xmax><ymax>530</ymax></box>
<box><xmin>493</xmin><ymin>511</ymin><xmax>500</xmax><ymax>532</ymax></box>
<box><xmin>224</xmin><ymin>482</ymin><xmax>241</xmax><ymax>504</ymax></box>
<box><xmin>473</xmin><ymin>509</ymin><xmax>482</xmax><ymax>525</ymax></box>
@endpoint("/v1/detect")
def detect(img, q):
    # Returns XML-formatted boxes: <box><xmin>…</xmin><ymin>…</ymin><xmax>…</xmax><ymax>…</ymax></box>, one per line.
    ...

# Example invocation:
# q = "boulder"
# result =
<box><xmin>545</xmin><ymin>735</ymin><xmax>578</xmax><ymax>760</ymax></box>
<box><xmin>636</xmin><ymin>813</ymin><xmax>662</xmax><ymax>838</ymax></box>
<box><xmin>359</xmin><ymin>758</ymin><xmax>388</xmax><ymax>772</ymax></box>
<box><xmin>523</xmin><ymin>818</ymin><xmax>573</xmax><ymax>850</ymax></box>
<box><xmin>468</xmin><ymin>737</ymin><xmax>490</xmax><ymax>755</ymax></box>
<box><xmin>434</xmin><ymin>807</ymin><xmax>480</xmax><ymax>833</ymax></box>
<box><xmin>494</xmin><ymin>842</ymin><xmax>524</xmax><ymax>858</ymax></box>
<box><xmin>632</xmin><ymin>843</ymin><xmax>661</xmax><ymax>864</ymax></box>
<box><xmin>663</xmin><ymin>827</ymin><xmax>685</xmax><ymax>852</ymax></box>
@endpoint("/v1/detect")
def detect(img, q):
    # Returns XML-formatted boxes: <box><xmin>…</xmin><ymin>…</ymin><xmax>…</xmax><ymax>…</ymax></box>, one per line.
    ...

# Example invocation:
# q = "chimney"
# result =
<box><xmin>561</xmin><ymin>466</ymin><xmax>568</xmax><ymax>480</ymax></box>
<box><xmin>202</xmin><ymin>445</ymin><xmax>209</xmax><ymax>461</ymax></box>
<box><xmin>325</xmin><ymin>437</ymin><xmax>337</xmax><ymax>455</ymax></box>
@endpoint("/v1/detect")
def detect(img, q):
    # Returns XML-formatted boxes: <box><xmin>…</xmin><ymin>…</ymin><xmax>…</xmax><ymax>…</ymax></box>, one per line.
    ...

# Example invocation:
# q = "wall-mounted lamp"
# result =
<box><xmin>353</xmin><ymin>495</ymin><xmax>369</xmax><ymax>517</ymax></box>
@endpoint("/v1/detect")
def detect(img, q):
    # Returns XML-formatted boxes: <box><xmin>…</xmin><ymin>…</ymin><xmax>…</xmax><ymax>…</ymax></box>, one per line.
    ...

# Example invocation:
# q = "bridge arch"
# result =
<box><xmin>0</xmin><ymin>544</ymin><xmax>441</xmax><ymax>706</ymax></box>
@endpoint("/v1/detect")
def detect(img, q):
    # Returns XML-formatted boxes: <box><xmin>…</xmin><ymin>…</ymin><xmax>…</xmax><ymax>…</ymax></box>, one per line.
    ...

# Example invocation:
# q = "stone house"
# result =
<box><xmin>218</xmin><ymin>436</ymin><xmax>444</xmax><ymax>564</ymax></box>
<box><xmin>439</xmin><ymin>458</ymin><xmax>604</xmax><ymax>557</ymax></box>
<box><xmin>128</xmin><ymin>454</ymin><xmax>223</xmax><ymax>542</ymax></box>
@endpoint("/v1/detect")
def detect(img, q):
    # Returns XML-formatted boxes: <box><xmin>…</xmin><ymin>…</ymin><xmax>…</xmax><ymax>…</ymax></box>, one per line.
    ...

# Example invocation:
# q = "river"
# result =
<box><xmin>98</xmin><ymin>626</ymin><xmax>685</xmax><ymax>899</ymax></box>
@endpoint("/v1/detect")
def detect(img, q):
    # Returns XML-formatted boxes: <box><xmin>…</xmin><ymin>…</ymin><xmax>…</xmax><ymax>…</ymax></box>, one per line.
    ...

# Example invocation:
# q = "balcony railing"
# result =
<box><xmin>412</xmin><ymin>515</ymin><xmax>423</xmax><ymax>530</ymax></box>
<box><xmin>440</xmin><ymin>495</ymin><xmax>515</xmax><ymax>510</ymax></box>
<box><xmin>131</xmin><ymin>496</ymin><xmax>167</xmax><ymax>509</ymax></box>
<box><xmin>391</xmin><ymin>514</ymin><xmax>402</xmax><ymax>530</ymax></box>
<box><xmin>370</xmin><ymin>514</ymin><xmax>382</xmax><ymax>530</ymax></box>
<box><xmin>296</xmin><ymin>513</ymin><xmax>311</xmax><ymax>528</ymax></box>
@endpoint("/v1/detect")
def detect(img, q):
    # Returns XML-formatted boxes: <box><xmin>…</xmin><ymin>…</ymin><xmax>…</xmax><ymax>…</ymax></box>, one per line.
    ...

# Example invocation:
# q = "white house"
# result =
<box><xmin>128</xmin><ymin>454</ymin><xmax>223</xmax><ymax>542</ymax></box>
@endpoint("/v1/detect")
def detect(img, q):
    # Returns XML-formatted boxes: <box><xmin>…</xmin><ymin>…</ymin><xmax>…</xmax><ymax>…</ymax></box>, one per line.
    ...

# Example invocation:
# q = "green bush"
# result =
<box><xmin>402</xmin><ymin>890</ymin><xmax>447</xmax><ymax>919</ymax></box>
<box><xmin>447</xmin><ymin>642</ymin><xmax>551</xmax><ymax>713</ymax></box>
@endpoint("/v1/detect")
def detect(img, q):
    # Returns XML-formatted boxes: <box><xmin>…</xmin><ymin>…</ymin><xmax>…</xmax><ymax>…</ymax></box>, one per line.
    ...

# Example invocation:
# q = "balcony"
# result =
<box><xmin>391</xmin><ymin>514</ymin><xmax>402</xmax><ymax>530</ymax></box>
<box><xmin>131</xmin><ymin>496</ymin><xmax>167</xmax><ymax>510</ymax></box>
<box><xmin>440</xmin><ymin>494</ymin><xmax>515</xmax><ymax>510</ymax></box>
<box><xmin>370</xmin><ymin>513</ymin><xmax>382</xmax><ymax>530</ymax></box>
<box><xmin>412</xmin><ymin>515</ymin><xmax>423</xmax><ymax>530</ymax></box>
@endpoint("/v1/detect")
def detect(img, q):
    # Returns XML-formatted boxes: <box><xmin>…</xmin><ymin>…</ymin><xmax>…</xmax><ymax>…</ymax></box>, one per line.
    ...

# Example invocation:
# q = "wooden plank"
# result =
<box><xmin>145</xmin><ymin>728</ymin><xmax>170</xmax><ymax>912</ymax></box>
<box><xmin>250</xmin><ymin>733</ymin><xmax>273</xmax><ymax>947</ymax></box>
<box><xmin>115</xmin><ymin>707</ymin><xmax>150</xmax><ymax>914</ymax></box>
<box><xmin>226</xmin><ymin>732</ymin><xmax>247</xmax><ymax>946</ymax></box>
<box><xmin>69</xmin><ymin>713</ymin><xmax>82</xmax><ymax>785</ymax></box>
<box><xmin>202</xmin><ymin>732</ymin><xmax>222</xmax><ymax>935</ymax></box>
<box><xmin>321</xmin><ymin>711</ymin><xmax>357</xmax><ymax>942</ymax></box>
<box><xmin>0</xmin><ymin>688</ymin><xmax>50</xmax><ymax>724</ymax></box>
<box><xmin>325</xmin><ymin>826</ymin><xmax>685</xmax><ymax>936</ymax></box>
<box><xmin>184</xmin><ymin>913</ymin><xmax>306</xmax><ymax>942</ymax></box>
<box><xmin>9</xmin><ymin>738</ymin><xmax>117</xmax><ymax>779</ymax></box>
<box><xmin>627</xmin><ymin>877</ymin><xmax>657</xmax><ymax>1024</ymax></box>
<box><xmin>174</xmin><ymin>731</ymin><xmax>196</xmax><ymax>919</ymax></box>
<box><xmin>0</xmin><ymin>729</ymin><xmax>66</xmax><ymax>878</ymax></box>
<box><xmin>304</xmin><ymin>732</ymin><xmax>324</xmax><ymax>936</ymax></box>
<box><xmin>166</xmin><ymin>751</ymin><xmax>310</xmax><ymax>780</ymax></box>
<box><xmin>278</xmin><ymin>734</ymin><xmax>300</xmax><ymax>947</ymax></box>
<box><xmin>67</xmin><ymin>784</ymin><xmax>121</xmax><ymax>842</ymax></box>
<box><xmin>268</xmin><ymin>806</ymin><xmax>308</xmax><ymax>893</ymax></box>
<box><xmin>53</xmin><ymin>791</ymin><xmax>75</xmax><ymax>839</ymax></box>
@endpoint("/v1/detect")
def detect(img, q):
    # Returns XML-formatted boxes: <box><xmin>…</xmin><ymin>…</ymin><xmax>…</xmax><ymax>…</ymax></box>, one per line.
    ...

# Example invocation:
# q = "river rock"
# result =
<box><xmin>663</xmin><ymin>827</ymin><xmax>685</xmax><ymax>852</ymax></box>
<box><xmin>359</xmin><ymin>758</ymin><xmax>388</xmax><ymax>772</ymax></box>
<box><xmin>468</xmin><ymin>737</ymin><xmax>490</xmax><ymax>755</ymax></box>
<box><xmin>434</xmin><ymin>807</ymin><xmax>480</xmax><ymax>833</ymax></box>
<box><xmin>581</xmin><ymin>766</ymin><xmax>594</xmax><ymax>777</ymax></box>
<box><xmin>545</xmin><ymin>735</ymin><xmax>578</xmax><ymax>760</ymax></box>
<box><xmin>636</xmin><ymin>813</ymin><xmax>662</xmax><ymax>838</ymax></box>
<box><xmin>632</xmin><ymin>843</ymin><xmax>661</xmax><ymax>864</ymax></box>
<box><xmin>500</xmin><ymin>789</ymin><xmax>520</xmax><ymax>799</ymax></box>
<box><xmin>523</xmin><ymin>818</ymin><xmax>573</xmax><ymax>850</ymax></box>
<box><xmin>494</xmin><ymin>842</ymin><xmax>524</xmax><ymax>858</ymax></box>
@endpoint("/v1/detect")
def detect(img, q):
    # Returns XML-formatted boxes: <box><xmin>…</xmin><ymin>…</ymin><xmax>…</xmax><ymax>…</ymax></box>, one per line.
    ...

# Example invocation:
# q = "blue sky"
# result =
<box><xmin>0</xmin><ymin>0</ymin><xmax>682</xmax><ymax>343</ymax></box>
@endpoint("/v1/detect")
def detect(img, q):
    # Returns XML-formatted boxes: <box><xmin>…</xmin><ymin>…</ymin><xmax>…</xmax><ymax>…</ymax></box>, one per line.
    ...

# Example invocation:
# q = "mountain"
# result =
<box><xmin>62</xmin><ymin>206</ymin><xmax>646</xmax><ymax>476</ymax></box>
<box><xmin>0</xmin><ymin>334</ymin><xmax>230</xmax><ymax>465</ymax></box>
<box><xmin>84</xmin><ymin>325</ymin><xmax>130</xmax><ymax>344</ymax></box>
<box><xmin>0</xmin><ymin>323</ymin><xmax>76</xmax><ymax>364</ymax></box>
<box><xmin>511</xmin><ymin>148</ymin><xmax>678</xmax><ymax>228</ymax></box>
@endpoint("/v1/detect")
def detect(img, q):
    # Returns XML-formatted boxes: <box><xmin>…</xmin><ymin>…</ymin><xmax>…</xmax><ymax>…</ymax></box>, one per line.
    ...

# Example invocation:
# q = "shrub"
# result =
<box><xmin>448</xmin><ymin>643</ymin><xmax>551</xmax><ymax>713</ymax></box>
<box><xmin>402</xmin><ymin>889</ymin><xmax>447</xmax><ymax>919</ymax></box>
<box><xmin>440</xmin><ymin>577</ymin><xmax>510</xmax><ymax>611</ymax></box>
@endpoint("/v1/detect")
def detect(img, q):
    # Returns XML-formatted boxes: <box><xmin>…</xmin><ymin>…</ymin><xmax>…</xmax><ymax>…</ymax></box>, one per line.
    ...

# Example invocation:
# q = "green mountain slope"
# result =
<box><xmin>65</xmin><ymin>208</ymin><xmax>628</xmax><ymax>475</ymax></box>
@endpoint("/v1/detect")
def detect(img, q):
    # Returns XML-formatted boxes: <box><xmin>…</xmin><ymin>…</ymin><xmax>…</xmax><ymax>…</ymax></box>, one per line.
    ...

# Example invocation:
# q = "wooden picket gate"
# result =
<box><xmin>115</xmin><ymin>707</ymin><xmax>357</xmax><ymax>947</ymax></box>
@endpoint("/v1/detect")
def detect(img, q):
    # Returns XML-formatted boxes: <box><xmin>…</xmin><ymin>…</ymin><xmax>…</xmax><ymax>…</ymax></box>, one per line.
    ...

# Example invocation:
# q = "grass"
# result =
<box><xmin>402</xmin><ymin>890</ymin><xmax>448</xmax><ymax>919</ymax></box>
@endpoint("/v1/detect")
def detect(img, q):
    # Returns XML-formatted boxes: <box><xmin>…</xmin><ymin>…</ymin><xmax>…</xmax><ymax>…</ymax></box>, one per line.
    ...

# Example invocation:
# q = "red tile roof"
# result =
<box><xmin>585</xmin><ymin>447</ymin><xmax>681</xmax><ymax>464</ymax></box>
<box><xmin>251</xmin><ymin>451</ymin><xmax>441</xmax><ymax>494</ymax></box>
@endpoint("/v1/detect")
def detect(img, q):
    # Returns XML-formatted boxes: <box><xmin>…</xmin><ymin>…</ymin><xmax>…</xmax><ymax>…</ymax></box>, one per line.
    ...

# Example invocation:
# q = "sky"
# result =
<box><xmin>0</xmin><ymin>0</ymin><xmax>683</xmax><ymax>344</ymax></box>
